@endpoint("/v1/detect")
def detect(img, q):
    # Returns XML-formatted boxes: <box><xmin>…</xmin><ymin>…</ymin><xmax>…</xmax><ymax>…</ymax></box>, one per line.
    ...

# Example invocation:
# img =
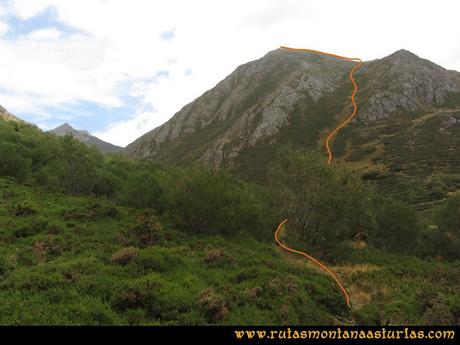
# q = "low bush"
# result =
<box><xmin>0</xmin><ymin>142</ymin><xmax>31</xmax><ymax>182</ymax></box>
<box><xmin>370</xmin><ymin>198</ymin><xmax>425</xmax><ymax>254</ymax></box>
<box><xmin>169</xmin><ymin>167</ymin><xmax>273</xmax><ymax>238</ymax></box>
<box><xmin>111</xmin><ymin>247</ymin><xmax>139</xmax><ymax>265</ymax></box>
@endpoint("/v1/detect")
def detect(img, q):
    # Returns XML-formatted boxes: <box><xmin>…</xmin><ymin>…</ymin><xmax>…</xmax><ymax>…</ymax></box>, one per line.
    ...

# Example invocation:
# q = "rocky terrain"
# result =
<box><xmin>126</xmin><ymin>49</ymin><xmax>354</xmax><ymax>166</ymax></box>
<box><xmin>126</xmin><ymin>49</ymin><xmax>460</xmax><ymax>170</ymax></box>
<box><xmin>357</xmin><ymin>49</ymin><xmax>460</xmax><ymax>122</ymax></box>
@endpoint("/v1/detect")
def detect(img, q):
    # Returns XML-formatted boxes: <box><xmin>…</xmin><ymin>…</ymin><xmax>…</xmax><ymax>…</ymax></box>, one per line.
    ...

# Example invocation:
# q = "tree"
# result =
<box><xmin>49</xmin><ymin>135</ymin><xmax>101</xmax><ymax>195</ymax></box>
<box><xmin>431</xmin><ymin>194</ymin><xmax>460</xmax><ymax>260</ymax></box>
<box><xmin>433</xmin><ymin>194</ymin><xmax>460</xmax><ymax>237</ymax></box>
<box><xmin>92</xmin><ymin>170</ymin><xmax>121</xmax><ymax>198</ymax></box>
<box><xmin>0</xmin><ymin>142</ymin><xmax>31</xmax><ymax>182</ymax></box>
<box><xmin>269</xmin><ymin>147</ymin><xmax>376</xmax><ymax>256</ymax></box>
<box><xmin>122</xmin><ymin>171</ymin><xmax>166</xmax><ymax>212</ymax></box>
<box><xmin>169</xmin><ymin>167</ymin><xmax>271</xmax><ymax>238</ymax></box>
<box><xmin>370</xmin><ymin>198</ymin><xmax>424</xmax><ymax>253</ymax></box>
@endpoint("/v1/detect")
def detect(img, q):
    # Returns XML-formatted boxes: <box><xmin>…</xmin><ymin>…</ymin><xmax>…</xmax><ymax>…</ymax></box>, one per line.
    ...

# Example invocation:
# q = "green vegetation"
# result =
<box><xmin>269</xmin><ymin>148</ymin><xmax>375</xmax><ymax>258</ymax></box>
<box><xmin>0</xmin><ymin>119</ymin><xmax>459</xmax><ymax>325</ymax></box>
<box><xmin>441</xmin><ymin>91</ymin><xmax>460</xmax><ymax>108</ymax></box>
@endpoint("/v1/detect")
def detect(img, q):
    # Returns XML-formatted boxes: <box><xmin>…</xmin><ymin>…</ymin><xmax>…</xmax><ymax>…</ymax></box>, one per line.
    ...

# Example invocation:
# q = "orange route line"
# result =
<box><xmin>274</xmin><ymin>219</ymin><xmax>350</xmax><ymax>308</ymax></box>
<box><xmin>274</xmin><ymin>46</ymin><xmax>364</xmax><ymax>308</ymax></box>
<box><xmin>280</xmin><ymin>46</ymin><xmax>363</xmax><ymax>164</ymax></box>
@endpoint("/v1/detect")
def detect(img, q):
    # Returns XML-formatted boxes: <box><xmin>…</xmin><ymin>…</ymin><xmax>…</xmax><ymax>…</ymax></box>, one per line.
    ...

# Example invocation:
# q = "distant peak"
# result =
<box><xmin>54</xmin><ymin>122</ymin><xmax>74</xmax><ymax>130</ymax></box>
<box><xmin>394</xmin><ymin>48</ymin><xmax>414</xmax><ymax>55</ymax></box>
<box><xmin>386</xmin><ymin>49</ymin><xmax>420</xmax><ymax>60</ymax></box>
<box><xmin>49</xmin><ymin>122</ymin><xmax>79</xmax><ymax>135</ymax></box>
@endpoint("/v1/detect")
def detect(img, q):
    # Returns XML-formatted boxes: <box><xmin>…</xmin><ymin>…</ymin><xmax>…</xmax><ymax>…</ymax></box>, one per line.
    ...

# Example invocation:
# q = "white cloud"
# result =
<box><xmin>0</xmin><ymin>20</ymin><xmax>8</xmax><ymax>36</ymax></box>
<box><xmin>0</xmin><ymin>0</ymin><xmax>460</xmax><ymax>147</ymax></box>
<box><xmin>9</xmin><ymin>0</ymin><xmax>56</xmax><ymax>19</ymax></box>
<box><xmin>94</xmin><ymin>111</ymin><xmax>158</xmax><ymax>147</ymax></box>
<box><xmin>28</xmin><ymin>27</ymin><xmax>63</xmax><ymax>40</ymax></box>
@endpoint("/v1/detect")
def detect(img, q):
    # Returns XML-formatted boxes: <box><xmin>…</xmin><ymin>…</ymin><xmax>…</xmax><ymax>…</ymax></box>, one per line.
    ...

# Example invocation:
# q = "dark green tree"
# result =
<box><xmin>0</xmin><ymin>142</ymin><xmax>31</xmax><ymax>182</ymax></box>
<box><xmin>370</xmin><ymin>198</ymin><xmax>425</xmax><ymax>253</ymax></box>
<box><xmin>269</xmin><ymin>147</ymin><xmax>376</xmax><ymax>256</ymax></box>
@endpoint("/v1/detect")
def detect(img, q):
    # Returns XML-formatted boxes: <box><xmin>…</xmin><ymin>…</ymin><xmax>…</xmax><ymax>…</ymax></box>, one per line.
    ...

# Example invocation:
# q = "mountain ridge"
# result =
<box><xmin>125</xmin><ymin>48</ymin><xmax>460</xmax><ymax>166</ymax></box>
<box><xmin>49</xmin><ymin>122</ymin><xmax>122</xmax><ymax>153</ymax></box>
<box><xmin>0</xmin><ymin>104</ymin><xmax>24</xmax><ymax>123</ymax></box>
<box><xmin>125</xmin><ymin>48</ymin><xmax>460</xmax><ymax>212</ymax></box>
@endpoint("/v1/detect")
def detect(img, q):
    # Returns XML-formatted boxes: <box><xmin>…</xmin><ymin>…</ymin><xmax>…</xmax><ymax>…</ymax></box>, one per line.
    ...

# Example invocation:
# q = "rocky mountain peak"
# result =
<box><xmin>53</xmin><ymin>122</ymin><xmax>74</xmax><ymax>132</ymax></box>
<box><xmin>59</xmin><ymin>122</ymin><xmax>73</xmax><ymax>129</ymax></box>
<box><xmin>358</xmin><ymin>50</ymin><xmax>460</xmax><ymax>122</ymax></box>
<box><xmin>385</xmin><ymin>49</ymin><xmax>419</xmax><ymax>61</ymax></box>
<box><xmin>126</xmin><ymin>49</ymin><xmax>460</xmax><ymax>168</ymax></box>
<box><xmin>49</xmin><ymin>123</ymin><xmax>122</xmax><ymax>153</ymax></box>
<box><xmin>126</xmin><ymin>48</ymin><xmax>354</xmax><ymax>165</ymax></box>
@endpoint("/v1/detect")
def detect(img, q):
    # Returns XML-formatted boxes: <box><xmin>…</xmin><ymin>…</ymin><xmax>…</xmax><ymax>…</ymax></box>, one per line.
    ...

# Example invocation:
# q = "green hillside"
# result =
<box><xmin>124</xmin><ymin>50</ymin><xmax>460</xmax><ymax>214</ymax></box>
<box><xmin>0</xmin><ymin>119</ymin><xmax>459</xmax><ymax>325</ymax></box>
<box><xmin>232</xmin><ymin>92</ymin><xmax>460</xmax><ymax>215</ymax></box>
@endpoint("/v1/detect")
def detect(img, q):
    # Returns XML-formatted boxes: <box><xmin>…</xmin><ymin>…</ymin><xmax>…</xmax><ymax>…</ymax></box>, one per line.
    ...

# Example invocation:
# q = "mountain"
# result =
<box><xmin>0</xmin><ymin>104</ymin><xmax>23</xmax><ymax>123</ymax></box>
<box><xmin>126</xmin><ymin>48</ymin><xmax>460</xmax><ymax>211</ymax></box>
<box><xmin>0</xmin><ymin>108</ymin><xmax>121</xmax><ymax>154</ymax></box>
<box><xmin>1</xmin><ymin>51</ymin><xmax>459</xmax><ymax>326</ymax></box>
<box><xmin>49</xmin><ymin>123</ymin><xmax>122</xmax><ymax>153</ymax></box>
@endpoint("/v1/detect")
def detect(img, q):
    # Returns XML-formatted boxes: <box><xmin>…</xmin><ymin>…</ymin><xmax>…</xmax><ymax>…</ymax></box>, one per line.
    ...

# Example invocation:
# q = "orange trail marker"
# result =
<box><xmin>274</xmin><ymin>219</ymin><xmax>351</xmax><ymax>308</ymax></box>
<box><xmin>274</xmin><ymin>46</ymin><xmax>363</xmax><ymax>308</ymax></box>
<box><xmin>280</xmin><ymin>46</ymin><xmax>363</xmax><ymax>164</ymax></box>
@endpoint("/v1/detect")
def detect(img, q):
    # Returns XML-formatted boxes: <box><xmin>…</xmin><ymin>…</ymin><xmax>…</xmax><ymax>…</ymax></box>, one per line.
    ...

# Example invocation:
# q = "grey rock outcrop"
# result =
<box><xmin>358</xmin><ymin>50</ymin><xmax>460</xmax><ymax>121</ymax></box>
<box><xmin>127</xmin><ymin>49</ymin><xmax>353</xmax><ymax>166</ymax></box>
<box><xmin>438</xmin><ymin>115</ymin><xmax>459</xmax><ymax>134</ymax></box>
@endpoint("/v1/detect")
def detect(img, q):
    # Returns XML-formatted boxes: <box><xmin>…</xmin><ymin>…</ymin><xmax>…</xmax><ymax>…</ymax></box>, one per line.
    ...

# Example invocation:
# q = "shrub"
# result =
<box><xmin>135</xmin><ymin>248</ymin><xmax>185</xmax><ymax>272</ymax></box>
<box><xmin>61</xmin><ymin>203</ymin><xmax>121</xmax><ymax>222</ymax></box>
<box><xmin>48</xmin><ymin>135</ymin><xmax>101</xmax><ymax>195</ymax></box>
<box><xmin>169</xmin><ymin>167</ymin><xmax>272</xmax><ymax>238</ymax></box>
<box><xmin>269</xmin><ymin>147</ymin><xmax>376</xmax><ymax>255</ymax></box>
<box><xmin>10</xmin><ymin>203</ymin><xmax>37</xmax><ymax>216</ymax></box>
<box><xmin>203</xmin><ymin>249</ymin><xmax>235</xmax><ymax>268</ymax></box>
<box><xmin>433</xmin><ymin>194</ymin><xmax>460</xmax><ymax>237</ymax></box>
<box><xmin>92</xmin><ymin>171</ymin><xmax>121</xmax><ymax>198</ymax></box>
<box><xmin>432</xmin><ymin>194</ymin><xmax>460</xmax><ymax>260</ymax></box>
<box><xmin>122</xmin><ymin>171</ymin><xmax>166</xmax><ymax>212</ymax></box>
<box><xmin>112</xmin><ymin>273</ymin><xmax>196</xmax><ymax>321</ymax></box>
<box><xmin>362</xmin><ymin>170</ymin><xmax>380</xmax><ymax>180</ymax></box>
<box><xmin>0</xmin><ymin>142</ymin><xmax>31</xmax><ymax>182</ymax></box>
<box><xmin>370</xmin><ymin>198</ymin><xmax>425</xmax><ymax>254</ymax></box>
<box><xmin>13</xmin><ymin>218</ymin><xmax>48</xmax><ymax>238</ymax></box>
<box><xmin>197</xmin><ymin>289</ymin><xmax>229</xmax><ymax>322</ymax></box>
<box><xmin>130</xmin><ymin>212</ymin><xmax>165</xmax><ymax>247</ymax></box>
<box><xmin>111</xmin><ymin>247</ymin><xmax>139</xmax><ymax>265</ymax></box>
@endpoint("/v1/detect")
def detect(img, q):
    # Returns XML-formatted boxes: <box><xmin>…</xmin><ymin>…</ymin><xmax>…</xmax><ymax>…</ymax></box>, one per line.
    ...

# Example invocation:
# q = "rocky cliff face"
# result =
<box><xmin>49</xmin><ymin>123</ymin><xmax>122</xmax><ymax>153</ymax></box>
<box><xmin>358</xmin><ymin>50</ymin><xmax>460</xmax><ymax>121</ymax></box>
<box><xmin>126</xmin><ymin>48</ymin><xmax>460</xmax><ymax>167</ymax></box>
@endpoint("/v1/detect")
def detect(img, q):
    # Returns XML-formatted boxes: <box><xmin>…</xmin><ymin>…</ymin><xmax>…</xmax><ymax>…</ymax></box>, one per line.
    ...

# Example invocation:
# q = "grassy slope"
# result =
<box><xmin>0</xmin><ymin>177</ymin><xmax>458</xmax><ymax>325</ymax></box>
<box><xmin>333</xmin><ymin>107</ymin><xmax>460</xmax><ymax>213</ymax></box>
<box><xmin>231</xmin><ymin>76</ymin><xmax>460</xmax><ymax>213</ymax></box>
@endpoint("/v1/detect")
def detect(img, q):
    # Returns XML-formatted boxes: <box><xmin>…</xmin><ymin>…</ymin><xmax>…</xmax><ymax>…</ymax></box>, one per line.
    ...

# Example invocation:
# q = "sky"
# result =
<box><xmin>0</xmin><ymin>0</ymin><xmax>459</xmax><ymax>147</ymax></box>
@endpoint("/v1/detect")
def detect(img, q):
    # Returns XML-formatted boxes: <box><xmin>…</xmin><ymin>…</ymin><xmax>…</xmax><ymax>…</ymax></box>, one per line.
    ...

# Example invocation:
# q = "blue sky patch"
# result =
<box><xmin>2</xmin><ymin>5</ymin><xmax>81</xmax><ymax>39</ymax></box>
<box><xmin>22</xmin><ymin>97</ymin><xmax>145</xmax><ymax>133</ymax></box>
<box><xmin>160</xmin><ymin>29</ymin><xmax>175</xmax><ymax>41</ymax></box>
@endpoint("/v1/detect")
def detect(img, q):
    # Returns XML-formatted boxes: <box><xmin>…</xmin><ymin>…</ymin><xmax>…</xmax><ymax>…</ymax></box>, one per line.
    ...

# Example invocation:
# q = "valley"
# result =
<box><xmin>0</xmin><ymin>48</ymin><xmax>459</xmax><ymax>326</ymax></box>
